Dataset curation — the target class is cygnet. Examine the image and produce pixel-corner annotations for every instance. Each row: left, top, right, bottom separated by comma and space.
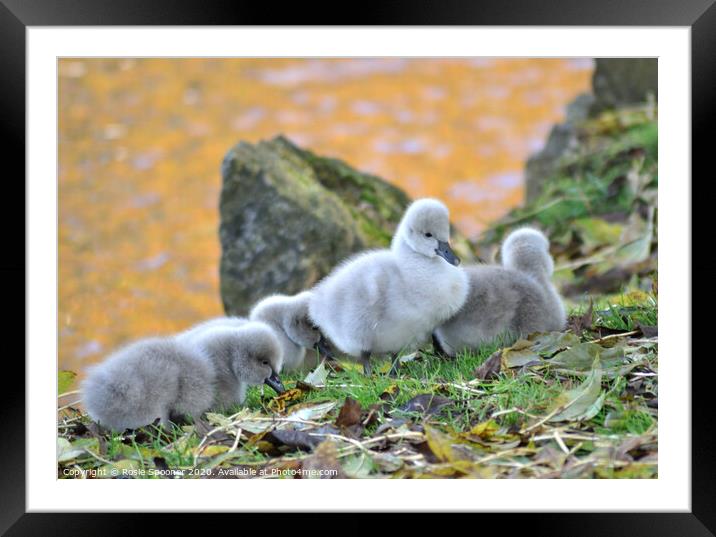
433, 227, 566, 357
308, 198, 468, 375
81, 322, 284, 432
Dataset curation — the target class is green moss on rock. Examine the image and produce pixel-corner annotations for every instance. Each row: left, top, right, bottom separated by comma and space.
479, 106, 658, 297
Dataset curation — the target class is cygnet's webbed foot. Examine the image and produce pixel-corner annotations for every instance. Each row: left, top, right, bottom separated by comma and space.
431, 333, 450, 359
360, 351, 372, 376
150, 416, 183, 442
156, 413, 187, 432
388, 353, 401, 377
168, 411, 191, 426
315, 334, 336, 361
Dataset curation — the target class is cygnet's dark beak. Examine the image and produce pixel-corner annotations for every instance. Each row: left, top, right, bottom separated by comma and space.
264, 371, 285, 394
435, 240, 461, 266
314, 334, 334, 359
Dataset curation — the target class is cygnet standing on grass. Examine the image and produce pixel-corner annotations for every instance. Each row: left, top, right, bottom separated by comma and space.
249, 292, 331, 372
308, 198, 469, 375
81, 322, 284, 432
433, 227, 566, 357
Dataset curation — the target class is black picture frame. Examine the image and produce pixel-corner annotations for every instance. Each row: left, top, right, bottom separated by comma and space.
2, 0, 708, 534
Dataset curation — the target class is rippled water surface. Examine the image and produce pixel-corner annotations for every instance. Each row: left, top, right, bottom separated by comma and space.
59, 58, 592, 372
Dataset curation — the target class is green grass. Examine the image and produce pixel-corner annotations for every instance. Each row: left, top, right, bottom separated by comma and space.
567, 292, 658, 332
479, 108, 657, 257
58, 295, 658, 479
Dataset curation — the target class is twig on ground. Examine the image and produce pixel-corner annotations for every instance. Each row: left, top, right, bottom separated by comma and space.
591, 330, 640, 343
57, 400, 83, 412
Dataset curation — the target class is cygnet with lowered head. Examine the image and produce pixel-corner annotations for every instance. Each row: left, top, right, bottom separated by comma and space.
81, 322, 284, 432
188, 322, 285, 409
433, 227, 566, 357
308, 198, 469, 375
249, 291, 330, 372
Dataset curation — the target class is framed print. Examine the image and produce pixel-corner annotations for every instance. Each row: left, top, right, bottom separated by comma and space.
4, 0, 711, 533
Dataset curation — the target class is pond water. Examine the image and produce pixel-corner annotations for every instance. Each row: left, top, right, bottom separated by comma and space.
58, 58, 592, 373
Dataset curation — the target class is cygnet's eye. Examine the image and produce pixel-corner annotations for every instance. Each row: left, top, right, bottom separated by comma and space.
424, 232, 433, 238
261, 360, 269, 366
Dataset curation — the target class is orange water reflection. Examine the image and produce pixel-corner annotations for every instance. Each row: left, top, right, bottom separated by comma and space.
59, 58, 592, 373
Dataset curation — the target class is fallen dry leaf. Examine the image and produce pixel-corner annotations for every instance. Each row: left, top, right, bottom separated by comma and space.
303, 361, 329, 388
567, 298, 593, 334
267, 429, 325, 451
284, 400, 338, 423
547, 358, 605, 422
474, 351, 502, 380
335, 397, 362, 428
398, 394, 454, 417
379, 384, 400, 402
547, 341, 629, 377
267, 388, 305, 413
300, 441, 346, 479
424, 425, 460, 463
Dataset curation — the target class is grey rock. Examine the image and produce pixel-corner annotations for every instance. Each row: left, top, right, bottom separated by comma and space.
525, 93, 594, 202
590, 58, 657, 115
525, 58, 657, 202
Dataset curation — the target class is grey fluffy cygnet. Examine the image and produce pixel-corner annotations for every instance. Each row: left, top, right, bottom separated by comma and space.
81, 322, 284, 432
249, 292, 327, 372
308, 198, 469, 375
433, 227, 566, 357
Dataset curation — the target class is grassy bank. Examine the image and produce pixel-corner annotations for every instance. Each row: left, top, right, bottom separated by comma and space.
58, 292, 657, 479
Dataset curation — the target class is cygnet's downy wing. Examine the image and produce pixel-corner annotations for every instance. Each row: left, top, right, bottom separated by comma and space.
170, 346, 217, 418
435, 260, 566, 356
436, 266, 527, 350
82, 338, 214, 431
308, 250, 399, 357
81, 339, 165, 431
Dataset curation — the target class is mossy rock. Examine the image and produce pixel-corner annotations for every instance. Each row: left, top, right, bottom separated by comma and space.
479, 107, 657, 297
590, 58, 657, 116
219, 135, 475, 315
525, 59, 657, 203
